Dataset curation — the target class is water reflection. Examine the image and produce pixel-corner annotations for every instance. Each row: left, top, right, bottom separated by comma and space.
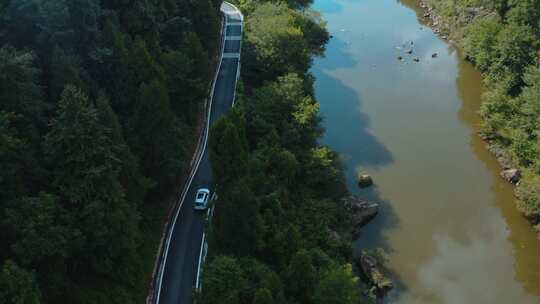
313, 0, 540, 302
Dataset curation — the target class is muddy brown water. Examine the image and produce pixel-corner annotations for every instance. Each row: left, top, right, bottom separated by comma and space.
311, 0, 540, 303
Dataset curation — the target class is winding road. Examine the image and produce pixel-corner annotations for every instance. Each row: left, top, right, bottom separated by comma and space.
153, 3, 243, 304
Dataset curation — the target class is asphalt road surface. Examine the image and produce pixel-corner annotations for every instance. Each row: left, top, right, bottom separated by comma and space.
156, 3, 243, 304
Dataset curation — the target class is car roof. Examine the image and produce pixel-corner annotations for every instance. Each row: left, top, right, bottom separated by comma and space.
197, 188, 209, 193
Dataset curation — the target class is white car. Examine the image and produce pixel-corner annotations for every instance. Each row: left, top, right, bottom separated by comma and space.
194, 188, 210, 210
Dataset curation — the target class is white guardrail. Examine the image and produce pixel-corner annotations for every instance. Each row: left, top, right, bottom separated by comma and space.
148, 2, 244, 304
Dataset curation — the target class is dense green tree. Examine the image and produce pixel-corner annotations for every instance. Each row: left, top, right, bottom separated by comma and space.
213, 178, 260, 256
314, 264, 362, 304
45, 86, 140, 280
200, 256, 247, 304
0, 112, 26, 203
129, 80, 185, 192
95, 93, 151, 207
247, 73, 322, 151
516, 170, 540, 223
490, 23, 537, 91
506, 0, 540, 29
283, 250, 317, 303
49, 46, 88, 103
254, 288, 274, 304
0, 0, 223, 301
5, 193, 74, 266
210, 115, 249, 186
464, 18, 502, 72
0, 260, 40, 304
239, 258, 285, 302
242, 3, 313, 85
189, 0, 220, 53
0, 46, 46, 140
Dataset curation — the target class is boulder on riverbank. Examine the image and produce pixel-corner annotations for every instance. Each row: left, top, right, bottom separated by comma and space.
355, 251, 393, 299
343, 196, 378, 237
501, 168, 521, 184
357, 173, 373, 188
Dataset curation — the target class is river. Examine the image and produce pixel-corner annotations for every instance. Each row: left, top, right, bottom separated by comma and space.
311, 0, 540, 303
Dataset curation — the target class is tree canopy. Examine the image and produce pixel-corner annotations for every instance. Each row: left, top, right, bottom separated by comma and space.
0, 0, 222, 302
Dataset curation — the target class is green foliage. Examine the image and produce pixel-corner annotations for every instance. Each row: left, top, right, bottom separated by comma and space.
0, 45, 45, 141
242, 2, 328, 87
314, 264, 362, 304
463, 18, 502, 72
212, 177, 260, 256
283, 250, 317, 303
199, 256, 247, 304
209, 115, 249, 187
5, 193, 74, 266
516, 171, 540, 223
45, 86, 140, 288
129, 80, 186, 193
0, 0, 222, 302
254, 288, 275, 304
246, 73, 323, 152
0, 112, 27, 202
0, 260, 40, 304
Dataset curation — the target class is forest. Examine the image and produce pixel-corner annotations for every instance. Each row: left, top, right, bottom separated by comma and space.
0, 0, 223, 302
426, 0, 540, 232
200, 0, 366, 303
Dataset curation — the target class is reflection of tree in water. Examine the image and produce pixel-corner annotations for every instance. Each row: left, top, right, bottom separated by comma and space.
312, 34, 405, 300
455, 44, 540, 298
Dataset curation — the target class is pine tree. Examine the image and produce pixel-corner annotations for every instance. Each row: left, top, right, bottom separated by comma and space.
45, 85, 140, 281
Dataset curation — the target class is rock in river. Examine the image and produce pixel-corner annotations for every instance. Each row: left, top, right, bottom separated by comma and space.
357, 173, 373, 187
356, 251, 393, 299
343, 196, 378, 237
501, 168, 521, 184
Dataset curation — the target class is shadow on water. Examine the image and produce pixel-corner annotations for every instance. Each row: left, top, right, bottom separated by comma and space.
316, 36, 356, 70
312, 0, 344, 14
354, 185, 408, 298
313, 37, 394, 169
312, 35, 406, 297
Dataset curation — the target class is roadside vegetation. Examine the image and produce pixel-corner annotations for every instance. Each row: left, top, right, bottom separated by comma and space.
202, 1, 367, 303
0, 0, 222, 302
425, 0, 540, 232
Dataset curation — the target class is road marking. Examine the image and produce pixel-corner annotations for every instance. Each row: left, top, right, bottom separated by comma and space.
195, 232, 206, 290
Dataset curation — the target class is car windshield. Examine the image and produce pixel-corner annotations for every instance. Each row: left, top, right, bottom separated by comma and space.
197, 192, 205, 199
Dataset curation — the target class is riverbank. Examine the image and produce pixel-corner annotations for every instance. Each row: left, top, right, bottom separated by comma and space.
417, 0, 540, 238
